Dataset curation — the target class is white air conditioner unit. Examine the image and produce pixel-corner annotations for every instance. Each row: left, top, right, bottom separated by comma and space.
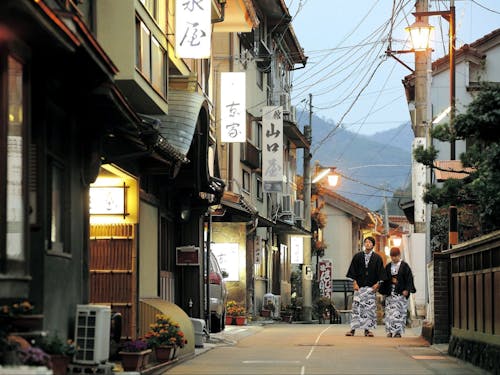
289, 105, 297, 123
74, 304, 111, 365
280, 93, 291, 113
294, 199, 304, 221
281, 195, 292, 213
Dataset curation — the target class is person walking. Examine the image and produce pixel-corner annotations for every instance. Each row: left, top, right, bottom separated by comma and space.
381, 247, 416, 338
345, 236, 387, 337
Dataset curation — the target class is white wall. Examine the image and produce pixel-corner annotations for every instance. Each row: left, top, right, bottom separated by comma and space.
322, 205, 354, 280
404, 232, 427, 316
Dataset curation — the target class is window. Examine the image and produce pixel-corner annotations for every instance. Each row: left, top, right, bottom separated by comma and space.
45, 100, 70, 255
256, 176, 263, 201
140, 0, 158, 20
242, 170, 250, 193
136, 18, 167, 97
1, 51, 28, 279
5, 56, 26, 270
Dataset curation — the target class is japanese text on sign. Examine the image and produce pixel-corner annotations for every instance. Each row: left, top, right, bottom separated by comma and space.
262, 106, 283, 192
319, 260, 332, 299
221, 72, 246, 143
176, 0, 211, 58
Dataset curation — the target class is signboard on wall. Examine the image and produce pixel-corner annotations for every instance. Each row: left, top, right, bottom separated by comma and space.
176, 246, 200, 266
318, 259, 332, 298
211, 243, 239, 281
221, 72, 246, 143
290, 236, 303, 264
262, 106, 283, 192
175, 0, 211, 58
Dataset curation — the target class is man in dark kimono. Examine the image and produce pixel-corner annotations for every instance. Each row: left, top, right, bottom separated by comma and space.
380, 247, 416, 337
345, 236, 387, 337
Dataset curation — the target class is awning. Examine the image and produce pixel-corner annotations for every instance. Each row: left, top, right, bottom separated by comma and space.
140, 90, 207, 158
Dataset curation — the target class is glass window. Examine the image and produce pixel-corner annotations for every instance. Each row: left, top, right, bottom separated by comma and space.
136, 18, 166, 98
256, 177, 263, 201
140, 22, 151, 79
242, 170, 250, 192
6, 56, 25, 264
140, 0, 157, 20
151, 36, 166, 96
49, 161, 65, 253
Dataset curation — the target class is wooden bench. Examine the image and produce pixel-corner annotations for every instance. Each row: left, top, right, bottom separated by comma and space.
332, 279, 354, 310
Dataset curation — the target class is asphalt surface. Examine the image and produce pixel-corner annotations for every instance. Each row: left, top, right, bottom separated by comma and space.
171, 321, 492, 375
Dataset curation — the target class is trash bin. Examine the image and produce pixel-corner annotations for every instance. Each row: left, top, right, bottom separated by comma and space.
190, 318, 206, 348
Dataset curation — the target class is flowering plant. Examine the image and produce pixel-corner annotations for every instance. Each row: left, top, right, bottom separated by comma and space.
226, 301, 245, 316
0, 301, 34, 317
18, 347, 51, 366
120, 338, 149, 353
144, 314, 187, 348
38, 334, 76, 356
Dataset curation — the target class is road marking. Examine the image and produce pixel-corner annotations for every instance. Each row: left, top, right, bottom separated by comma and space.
301, 365, 305, 375
305, 326, 332, 360
242, 360, 301, 364
412, 355, 447, 360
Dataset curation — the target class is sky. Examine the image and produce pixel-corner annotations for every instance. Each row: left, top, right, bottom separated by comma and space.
286, 0, 500, 137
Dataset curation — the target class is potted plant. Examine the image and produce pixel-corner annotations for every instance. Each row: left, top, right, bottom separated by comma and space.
37, 334, 75, 375
261, 300, 274, 318
226, 301, 246, 325
18, 346, 51, 368
0, 301, 43, 332
145, 314, 187, 362
118, 338, 151, 371
280, 304, 293, 323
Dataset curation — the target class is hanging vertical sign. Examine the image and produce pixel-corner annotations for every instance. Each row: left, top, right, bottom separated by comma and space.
175, 0, 211, 58
254, 236, 262, 265
262, 106, 283, 192
221, 72, 246, 143
318, 259, 332, 299
290, 236, 303, 264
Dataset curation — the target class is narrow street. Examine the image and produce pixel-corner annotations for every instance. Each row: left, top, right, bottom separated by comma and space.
165, 323, 490, 375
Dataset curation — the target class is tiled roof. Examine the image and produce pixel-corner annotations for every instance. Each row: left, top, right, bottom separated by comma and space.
434, 160, 475, 181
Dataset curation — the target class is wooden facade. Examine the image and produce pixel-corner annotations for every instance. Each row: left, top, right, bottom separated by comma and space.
89, 223, 137, 339
445, 230, 500, 373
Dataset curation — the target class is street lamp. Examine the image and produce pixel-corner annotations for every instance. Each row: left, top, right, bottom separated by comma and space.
312, 162, 340, 187
408, 1, 456, 159
407, 1, 457, 246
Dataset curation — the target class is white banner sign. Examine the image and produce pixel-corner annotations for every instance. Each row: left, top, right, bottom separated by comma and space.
175, 0, 211, 58
221, 72, 246, 142
290, 236, 303, 264
262, 106, 283, 192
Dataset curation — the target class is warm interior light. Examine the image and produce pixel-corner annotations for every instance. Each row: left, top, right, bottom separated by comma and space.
406, 19, 434, 51
327, 174, 339, 187
392, 237, 402, 247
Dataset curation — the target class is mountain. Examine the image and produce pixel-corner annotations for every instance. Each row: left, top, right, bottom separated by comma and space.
297, 112, 413, 212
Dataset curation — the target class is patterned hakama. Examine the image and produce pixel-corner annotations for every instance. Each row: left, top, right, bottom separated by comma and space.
350, 287, 377, 331
384, 292, 408, 335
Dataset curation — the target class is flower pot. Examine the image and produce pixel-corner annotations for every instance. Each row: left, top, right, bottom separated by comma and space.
154, 345, 174, 362
234, 316, 246, 326
49, 354, 70, 375
225, 316, 234, 325
119, 349, 152, 371
281, 314, 293, 323
260, 309, 271, 318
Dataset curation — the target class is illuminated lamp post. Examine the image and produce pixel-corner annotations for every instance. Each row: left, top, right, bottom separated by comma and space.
407, 1, 457, 246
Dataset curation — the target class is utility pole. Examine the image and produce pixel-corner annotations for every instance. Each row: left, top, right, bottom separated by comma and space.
412, 0, 430, 237
302, 93, 312, 322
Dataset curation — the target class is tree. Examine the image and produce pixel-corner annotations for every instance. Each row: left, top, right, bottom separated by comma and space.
414, 83, 500, 235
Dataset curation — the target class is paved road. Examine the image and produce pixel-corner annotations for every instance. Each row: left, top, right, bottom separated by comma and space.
165, 323, 491, 375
